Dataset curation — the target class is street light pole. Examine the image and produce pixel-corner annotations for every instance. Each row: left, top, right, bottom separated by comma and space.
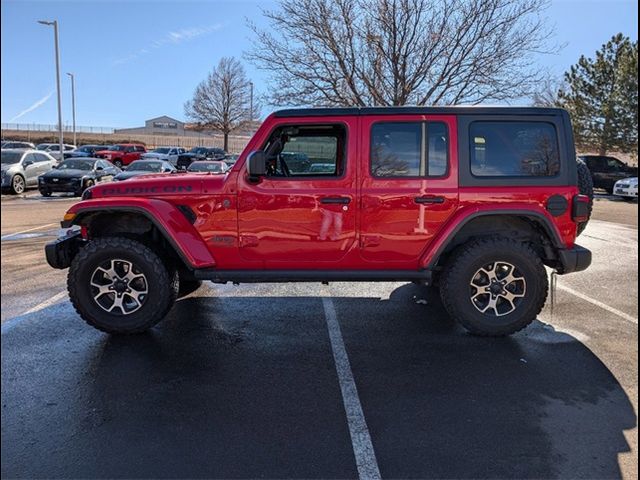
38, 20, 64, 157
66, 72, 76, 146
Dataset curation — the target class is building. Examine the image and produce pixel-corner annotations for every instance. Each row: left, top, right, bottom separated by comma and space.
114, 116, 187, 136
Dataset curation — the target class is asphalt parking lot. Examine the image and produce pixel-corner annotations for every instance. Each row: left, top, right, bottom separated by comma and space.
1, 191, 638, 479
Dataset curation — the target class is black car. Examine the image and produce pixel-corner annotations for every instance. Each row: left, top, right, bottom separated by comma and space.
114, 159, 175, 181
38, 158, 120, 196
176, 147, 227, 170
579, 155, 638, 193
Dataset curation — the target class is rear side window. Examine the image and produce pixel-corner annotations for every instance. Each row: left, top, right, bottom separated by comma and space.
371, 122, 449, 178
470, 122, 560, 177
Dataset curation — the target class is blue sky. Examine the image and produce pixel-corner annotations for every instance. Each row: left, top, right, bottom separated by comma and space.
1, 0, 638, 128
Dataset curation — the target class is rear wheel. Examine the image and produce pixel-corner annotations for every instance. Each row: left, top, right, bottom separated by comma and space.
68, 237, 178, 334
113, 159, 123, 168
439, 237, 548, 336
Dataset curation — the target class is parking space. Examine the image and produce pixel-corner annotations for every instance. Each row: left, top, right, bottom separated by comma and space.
1, 196, 638, 479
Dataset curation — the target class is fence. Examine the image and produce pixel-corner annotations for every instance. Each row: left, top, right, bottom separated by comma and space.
1, 124, 253, 153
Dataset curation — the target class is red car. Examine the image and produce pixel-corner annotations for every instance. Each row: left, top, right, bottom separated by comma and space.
46, 106, 593, 336
94, 144, 146, 168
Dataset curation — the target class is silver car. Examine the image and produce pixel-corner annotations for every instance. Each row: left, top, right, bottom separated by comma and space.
141, 146, 185, 165
36, 143, 77, 161
1, 149, 57, 194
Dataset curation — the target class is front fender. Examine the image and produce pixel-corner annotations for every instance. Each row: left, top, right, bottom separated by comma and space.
63, 197, 216, 269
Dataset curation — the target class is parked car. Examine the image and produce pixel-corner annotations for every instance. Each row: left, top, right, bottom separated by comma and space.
38, 158, 120, 197
1, 149, 57, 194
579, 155, 638, 193
36, 143, 77, 161
1, 141, 36, 149
187, 160, 228, 174
67, 145, 112, 158
141, 147, 186, 165
94, 144, 147, 168
47, 106, 594, 336
114, 160, 175, 181
223, 153, 239, 168
176, 147, 226, 170
613, 177, 638, 201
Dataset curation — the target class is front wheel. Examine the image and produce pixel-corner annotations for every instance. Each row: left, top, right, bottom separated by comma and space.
11, 175, 25, 194
68, 237, 178, 334
113, 159, 123, 168
439, 237, 548, 336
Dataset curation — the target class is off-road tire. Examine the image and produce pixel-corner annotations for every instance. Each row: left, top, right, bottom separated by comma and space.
576, 158, 594, 236
11, 174, 25, 194
178, 279, 203, 299
68, 236, 178, 334
439, 237, 548, 337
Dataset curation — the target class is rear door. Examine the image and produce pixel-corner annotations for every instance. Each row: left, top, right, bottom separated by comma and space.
359, 115, 459, 268
237, 119, 357, 267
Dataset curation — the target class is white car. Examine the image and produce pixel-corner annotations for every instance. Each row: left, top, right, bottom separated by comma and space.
141, 147, 185, 165
613, 177, 638, 200
36, 143, 77, 161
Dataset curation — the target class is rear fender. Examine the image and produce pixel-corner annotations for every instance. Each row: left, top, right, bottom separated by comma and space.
420, 205, 565, 269
63, 198, 216, 269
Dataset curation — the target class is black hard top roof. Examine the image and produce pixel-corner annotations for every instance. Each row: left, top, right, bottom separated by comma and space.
273, 106, 566, 117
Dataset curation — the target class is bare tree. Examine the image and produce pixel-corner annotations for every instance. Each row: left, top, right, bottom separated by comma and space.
247, 0, 557, 107
184, 57, 259, 151
531, 75, 564, 107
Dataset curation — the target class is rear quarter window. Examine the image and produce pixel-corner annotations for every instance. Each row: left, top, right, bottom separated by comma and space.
470, 122, 560, 177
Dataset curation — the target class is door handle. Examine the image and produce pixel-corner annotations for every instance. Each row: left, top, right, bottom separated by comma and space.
414, 196, 445, 204
320, 197, 351, 205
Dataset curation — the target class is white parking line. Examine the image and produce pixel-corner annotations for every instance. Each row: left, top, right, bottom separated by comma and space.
322, 296, 381, 480
1, 223, 57, 241
558, 284, 638, 324
22, 291, 68, 316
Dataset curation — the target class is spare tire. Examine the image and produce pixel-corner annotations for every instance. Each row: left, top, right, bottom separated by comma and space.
576, 158, 594, 236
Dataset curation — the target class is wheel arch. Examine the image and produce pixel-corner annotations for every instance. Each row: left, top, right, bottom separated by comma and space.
423, 210, 565, 273
67, 202, 216, 271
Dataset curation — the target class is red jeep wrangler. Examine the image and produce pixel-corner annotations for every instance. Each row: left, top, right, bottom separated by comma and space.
94, 144, 147, 168
46, 107, 593, 336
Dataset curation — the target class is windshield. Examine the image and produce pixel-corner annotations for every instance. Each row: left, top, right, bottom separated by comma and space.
36, 144, 50, 150
58, 159, 95, 170
128, 161, 163, 172
1, 152, 23, 164
188, 147, 206, 154
151, 148, 170, 154
189, 162, 224, 173
108, 145, 126, 151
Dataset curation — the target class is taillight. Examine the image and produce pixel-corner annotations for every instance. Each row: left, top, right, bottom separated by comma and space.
572, 194, 591, 223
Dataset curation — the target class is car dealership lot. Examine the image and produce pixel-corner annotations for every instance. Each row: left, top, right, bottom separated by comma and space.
1, 196, 638, 479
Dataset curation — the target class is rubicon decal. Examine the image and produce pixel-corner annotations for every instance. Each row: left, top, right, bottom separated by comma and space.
101, 185, 194, 195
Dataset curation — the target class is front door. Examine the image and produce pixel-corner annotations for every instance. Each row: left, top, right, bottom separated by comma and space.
359, 115, 459, 268
237, 120, 357, 267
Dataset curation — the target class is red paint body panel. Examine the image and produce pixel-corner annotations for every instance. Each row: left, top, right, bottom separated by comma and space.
65, 112, 582, 272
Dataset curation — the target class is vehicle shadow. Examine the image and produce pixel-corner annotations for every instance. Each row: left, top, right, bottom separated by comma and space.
0, 287, 636, 479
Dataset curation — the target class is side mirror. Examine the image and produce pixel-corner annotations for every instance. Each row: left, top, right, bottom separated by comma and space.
23, 159, 33, 167
52, 164, 58, 169
247, 151, 266, 180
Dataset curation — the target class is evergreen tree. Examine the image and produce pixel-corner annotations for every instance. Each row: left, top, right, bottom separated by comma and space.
559, 34, 638, 155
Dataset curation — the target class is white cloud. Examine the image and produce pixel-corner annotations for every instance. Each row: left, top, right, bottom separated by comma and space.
112, 24, 223, 65
9, 90, 54, 122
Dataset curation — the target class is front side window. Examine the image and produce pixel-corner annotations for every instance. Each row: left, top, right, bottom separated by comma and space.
261, 124, 346, 178
470, 122, 560, 177
370, 122, 449, 177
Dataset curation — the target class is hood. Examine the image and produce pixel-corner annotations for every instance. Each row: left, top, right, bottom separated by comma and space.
142, 153, 165, 159
41, 169, 90, 179
87, 172, 227, 198
114, 171, 156, 181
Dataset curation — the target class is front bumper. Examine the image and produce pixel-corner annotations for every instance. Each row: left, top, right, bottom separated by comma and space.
557, 244, 592, 274
45, 231, 83, 269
